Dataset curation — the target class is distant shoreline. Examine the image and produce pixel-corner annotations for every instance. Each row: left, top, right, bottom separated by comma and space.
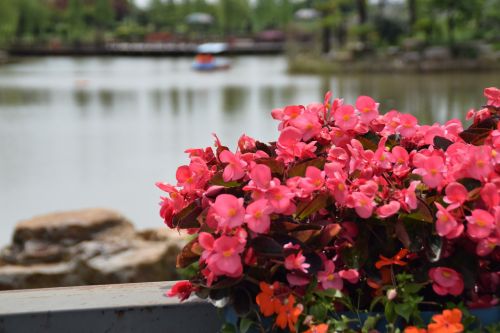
8, 42, 284, 57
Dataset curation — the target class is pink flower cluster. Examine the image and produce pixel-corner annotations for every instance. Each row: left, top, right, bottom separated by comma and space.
161, 87, 499, 312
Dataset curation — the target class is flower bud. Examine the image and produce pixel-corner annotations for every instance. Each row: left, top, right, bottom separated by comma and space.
387, 288, 397, 301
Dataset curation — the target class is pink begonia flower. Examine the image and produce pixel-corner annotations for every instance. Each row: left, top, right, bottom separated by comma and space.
244, 199, 273, 234
284, 242, 301, 250
238, 134, 256, 152
429, 267, 464, 296
318, 261, 343, 290
350, 192, 375, 219
286, 272, 310, 286
435, 203, 463, 239
355, 95, 379, 124
359, 180, 378, 197
466, 146, 493, 180
206, 235, 245, 278
271, 105, 303, 127
325, 167, 349, 204
397, 114, 418, 138
392, 146, 410, 177
339, 269, 360, 284
404, 180, 420, 211
167, 280, 194, 301
481, 183, 499, 209
278, 125, 302, 148
266, 185, 295, 214
175, 157, 211, 193
327, 147, 349, 169
290, 111, 322, 141
374, 137, 394, 170
476, 237, 499, 257
443, 182, 468, 210
414, 155, 445, 188
246, 164, 273, 192
334, 104, 358, 130
219, 150, 247, 182
466, 209, 495, 239
376, 201, 401, 218
284, 251, 310, 273
484, 87, 500, 107
198, 232, 215, 261
382, 110, 400, 135
211, 194, 245, 230
299, 166, 325, 194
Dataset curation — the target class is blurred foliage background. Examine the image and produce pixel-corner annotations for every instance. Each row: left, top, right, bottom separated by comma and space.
0, 0, 498, 51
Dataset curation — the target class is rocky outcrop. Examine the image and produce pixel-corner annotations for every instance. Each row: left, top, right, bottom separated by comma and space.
0, 208, 185, 290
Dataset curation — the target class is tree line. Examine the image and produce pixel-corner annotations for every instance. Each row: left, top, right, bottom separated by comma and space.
0, 0, 498, 50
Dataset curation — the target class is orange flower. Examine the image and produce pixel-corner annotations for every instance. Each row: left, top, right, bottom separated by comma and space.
427, 308, 464, 333
405, 326, 427, 333
375, 249, 409, 269
275, 294, 303, 333
304, 323, 329, 333
256, 282, 281, 316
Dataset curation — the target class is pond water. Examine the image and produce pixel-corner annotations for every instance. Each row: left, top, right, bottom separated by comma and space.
0, 56, 498, 245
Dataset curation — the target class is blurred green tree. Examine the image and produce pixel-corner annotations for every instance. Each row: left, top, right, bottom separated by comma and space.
217, 0, 251, 35
0, 0, 19, 47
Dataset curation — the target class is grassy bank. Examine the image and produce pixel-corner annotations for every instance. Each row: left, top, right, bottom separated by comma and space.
288, 53, 500, 74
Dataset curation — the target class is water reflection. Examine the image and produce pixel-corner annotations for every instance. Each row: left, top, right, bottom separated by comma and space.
0, 56, 498, 246
0, 88, 50, 106
223, 87, 247, 115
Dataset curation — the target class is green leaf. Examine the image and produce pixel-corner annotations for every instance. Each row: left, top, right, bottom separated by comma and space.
309, 304, 328, 322
209, 172, 241, 187
384, 302, 397, 324
395, 303, 413, 322
239, 318, 253, 333
288, 157, 326, 177
250, 236, 284, 257
176, 237, 201, 268
295, 193, 330, 220
459, 128, 492, 145
356, 132, 380, 151
403, 283, 424, 294
231, 287, 252, 316
457, 178, 482, 192
220, 323, 237, 333
433, 136, 453, 151
362, 314, 381, 332
369, 295, 385, 312
172, 201, 203, 228
255, 158, 285, 176
400, 199, 433, 224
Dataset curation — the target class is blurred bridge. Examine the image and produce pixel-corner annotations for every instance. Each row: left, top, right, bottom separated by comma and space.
9, 41, 284, 57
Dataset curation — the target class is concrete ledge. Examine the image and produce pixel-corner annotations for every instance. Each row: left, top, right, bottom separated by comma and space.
0, 282, 223, 332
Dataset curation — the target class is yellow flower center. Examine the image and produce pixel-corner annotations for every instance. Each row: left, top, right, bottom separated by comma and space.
228, 208, 237, 217
254, 210, 263, 219
342, 114, 350, 121
476, 219, 486, 227
442, 271, 451, 278
223, 249, 233, 257
327, 274, 335, 281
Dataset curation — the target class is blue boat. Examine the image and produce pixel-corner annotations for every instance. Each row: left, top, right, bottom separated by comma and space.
192, 43, 230, 71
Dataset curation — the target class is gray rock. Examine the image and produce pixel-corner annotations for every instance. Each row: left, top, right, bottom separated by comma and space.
0, 208, 186, 290
423, 46, 451, 61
